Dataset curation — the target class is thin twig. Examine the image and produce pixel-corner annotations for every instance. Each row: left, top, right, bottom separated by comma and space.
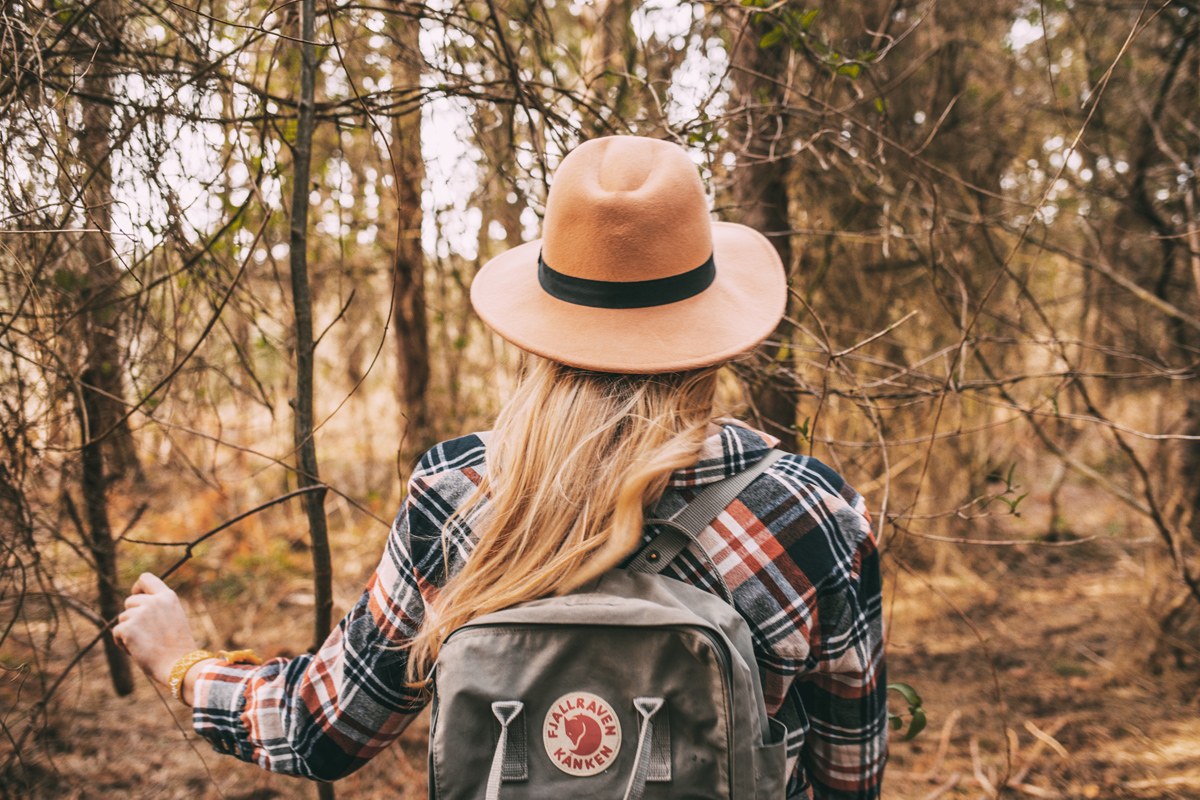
3, 485, 327, 766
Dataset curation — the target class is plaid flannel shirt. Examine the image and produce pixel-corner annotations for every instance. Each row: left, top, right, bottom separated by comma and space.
192, 421, 887, 799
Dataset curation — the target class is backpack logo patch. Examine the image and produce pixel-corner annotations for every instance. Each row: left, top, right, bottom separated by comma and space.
543, 691, 621, 776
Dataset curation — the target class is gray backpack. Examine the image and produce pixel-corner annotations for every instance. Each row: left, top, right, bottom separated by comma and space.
429, 450, 788, 800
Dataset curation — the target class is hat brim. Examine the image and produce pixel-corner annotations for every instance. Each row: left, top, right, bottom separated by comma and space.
470, 222, 787, 374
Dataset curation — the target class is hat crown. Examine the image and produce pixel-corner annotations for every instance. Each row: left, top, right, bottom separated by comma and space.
540, 137, 714, 283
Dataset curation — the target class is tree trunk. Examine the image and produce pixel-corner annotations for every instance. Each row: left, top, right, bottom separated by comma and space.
76, 0, 134, 696
726, 12, 798, 450
286, 3, 334, 796
77, 376, 135, 696
580, 0, 635, 136
1187, 400, 1200, 545
388, 2, 431, 454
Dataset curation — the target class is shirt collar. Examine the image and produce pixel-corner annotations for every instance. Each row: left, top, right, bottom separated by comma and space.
666, 419, 779, 488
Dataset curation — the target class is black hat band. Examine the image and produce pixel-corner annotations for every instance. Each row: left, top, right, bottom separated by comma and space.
537, 252, 716, 309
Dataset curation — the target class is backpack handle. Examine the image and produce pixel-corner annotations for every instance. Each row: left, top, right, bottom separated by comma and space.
627, 449, 786, 596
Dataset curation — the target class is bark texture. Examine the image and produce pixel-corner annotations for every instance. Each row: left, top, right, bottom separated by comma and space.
580, 0, 635, 135
727, 13, 798, 450
285, 9, 334, 800
76, 0, 135, 696
388, 2, 431, 452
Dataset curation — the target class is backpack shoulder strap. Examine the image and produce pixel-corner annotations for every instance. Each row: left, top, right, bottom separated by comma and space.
627, 449, 786, 581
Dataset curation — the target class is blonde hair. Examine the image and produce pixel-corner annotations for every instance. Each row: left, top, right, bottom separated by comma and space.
407, 355, 721, 681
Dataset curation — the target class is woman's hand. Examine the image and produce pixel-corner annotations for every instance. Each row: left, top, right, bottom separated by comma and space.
112, 573, 201, 687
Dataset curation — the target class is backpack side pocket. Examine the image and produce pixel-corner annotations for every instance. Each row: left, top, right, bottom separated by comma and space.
753, 717, 788, 799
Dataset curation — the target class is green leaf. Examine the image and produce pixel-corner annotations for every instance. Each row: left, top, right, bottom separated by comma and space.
1053, 659, 1088, 678
53, 269, 78, 292
888, 682, 927, 740
836, 63, 862, 79
800, 9, 819, 30
888, 682, 922, 707
874, 97, 886, 113
903, 708, 927, 741
759, 27, 786, 49
1000, 491, 1030, 515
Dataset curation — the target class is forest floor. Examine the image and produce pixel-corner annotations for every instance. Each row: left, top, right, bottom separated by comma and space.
3, 487, 1200, 800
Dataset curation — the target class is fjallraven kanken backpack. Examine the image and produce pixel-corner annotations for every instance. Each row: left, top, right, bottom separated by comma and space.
428, 450, 788, 800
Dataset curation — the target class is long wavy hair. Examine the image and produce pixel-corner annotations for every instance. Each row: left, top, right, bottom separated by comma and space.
407, 355, 721, 681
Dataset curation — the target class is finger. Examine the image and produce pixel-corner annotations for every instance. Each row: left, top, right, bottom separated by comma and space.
131, 573, 170, 596
112, 627, 130, 655
124, 593, 158, 609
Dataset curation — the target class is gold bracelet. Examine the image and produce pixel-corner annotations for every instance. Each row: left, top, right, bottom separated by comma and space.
168, 649, 215, 702
217, 649, 263, 665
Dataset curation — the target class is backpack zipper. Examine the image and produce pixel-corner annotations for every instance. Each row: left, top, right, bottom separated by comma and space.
684, 624, 736, 794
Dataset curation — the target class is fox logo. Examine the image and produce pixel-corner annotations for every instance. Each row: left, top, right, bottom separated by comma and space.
564, 713, 602, 756
543, 692, 621, 776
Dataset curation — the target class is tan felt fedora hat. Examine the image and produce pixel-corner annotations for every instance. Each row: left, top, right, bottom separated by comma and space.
470, 136, 787, 374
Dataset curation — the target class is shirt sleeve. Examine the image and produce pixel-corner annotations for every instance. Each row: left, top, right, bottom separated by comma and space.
189, 495, 430, 781
793, 521, 888, 800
